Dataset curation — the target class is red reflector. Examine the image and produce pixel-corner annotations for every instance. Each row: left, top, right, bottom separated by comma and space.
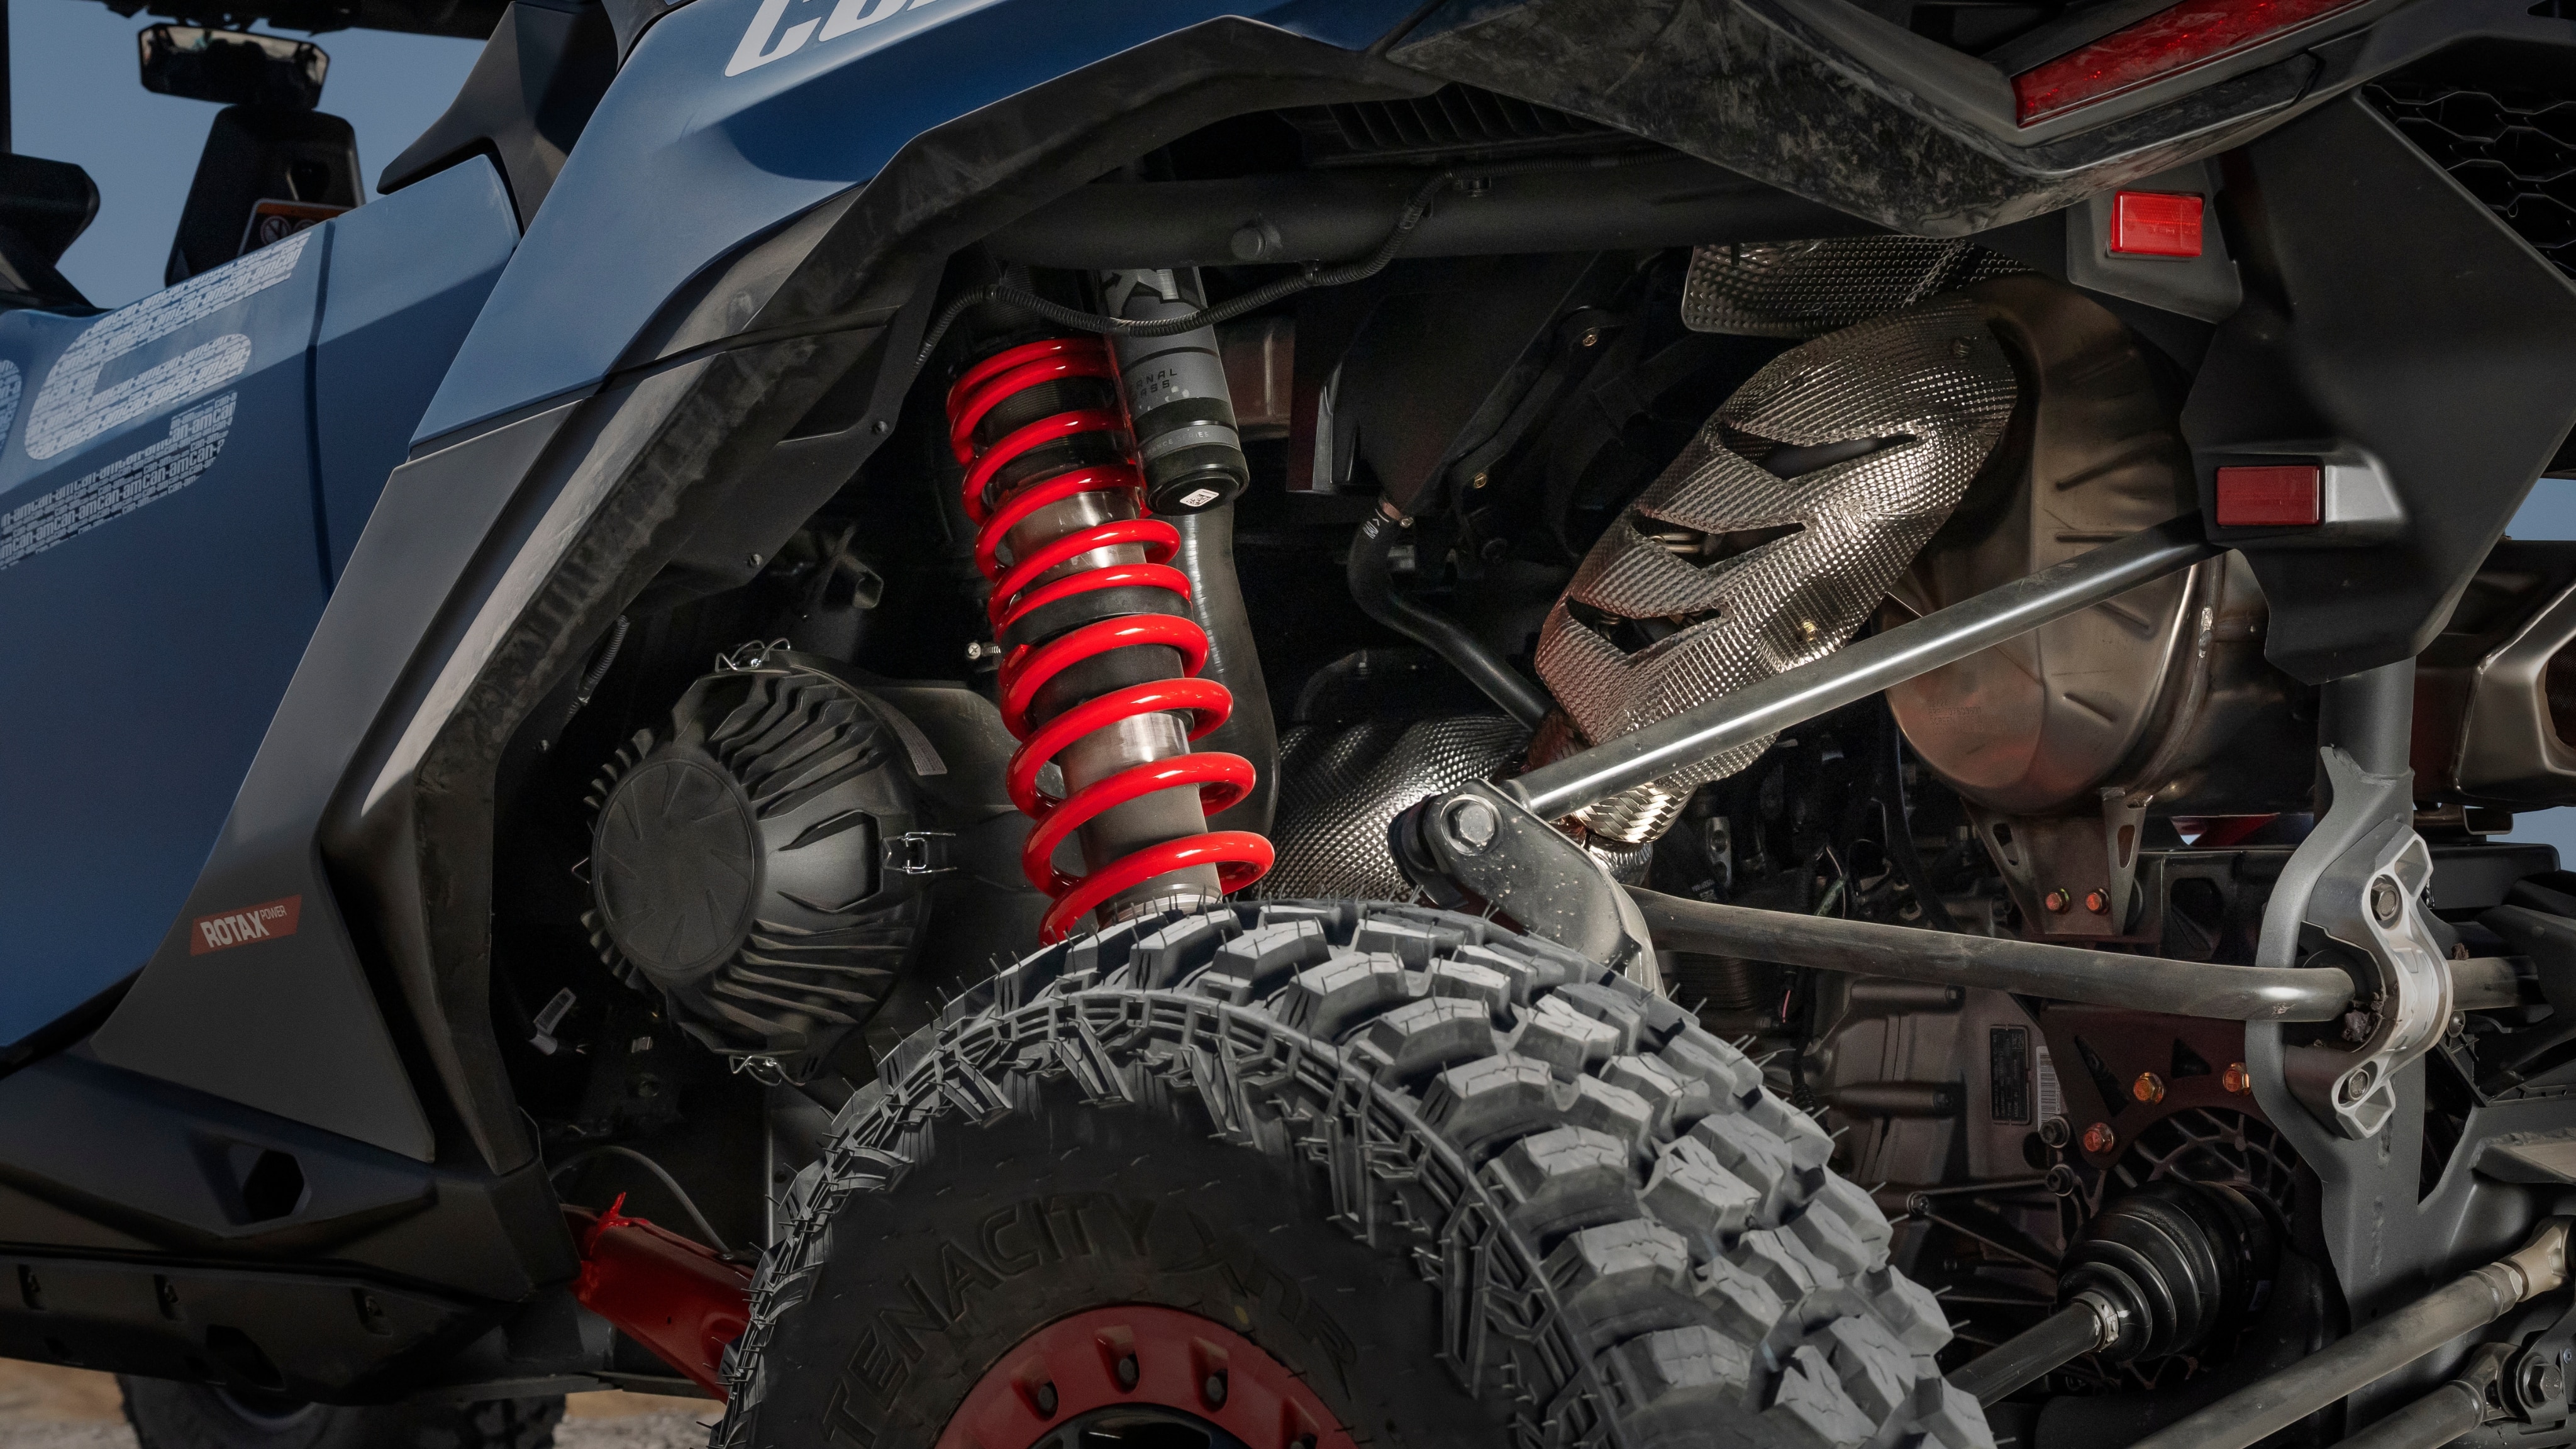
2214, 464, 2322, 526
2110, 192, 2204, 257
2013, 0, 2370, 126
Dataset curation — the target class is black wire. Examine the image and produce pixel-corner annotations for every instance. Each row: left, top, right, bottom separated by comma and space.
548, 1143, 732, 1253
913, 169, 1460, 367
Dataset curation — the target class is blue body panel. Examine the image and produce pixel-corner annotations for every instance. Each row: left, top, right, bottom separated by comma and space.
414, 0, 1416, 445
315, 160, 521, 578
0, 160, 518, 1050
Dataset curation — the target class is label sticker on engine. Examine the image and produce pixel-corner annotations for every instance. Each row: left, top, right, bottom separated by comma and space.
189, 895, 302, 955
1990, 1026, 2033, 1124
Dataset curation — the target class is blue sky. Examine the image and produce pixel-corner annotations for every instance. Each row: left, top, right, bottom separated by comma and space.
2503, 479, 2576, 865
15, 0, 482, 307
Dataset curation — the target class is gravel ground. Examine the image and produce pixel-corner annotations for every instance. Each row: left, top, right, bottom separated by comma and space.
0, 1362, 713, 1448
0, 1416, 711, 1448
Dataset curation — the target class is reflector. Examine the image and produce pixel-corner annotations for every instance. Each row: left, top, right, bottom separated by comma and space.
2214, 464, 2322, 527
2111, 191, 2205, 256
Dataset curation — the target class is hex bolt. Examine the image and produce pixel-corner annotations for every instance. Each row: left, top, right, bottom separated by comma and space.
2340, 1063, 2377, 1104
2223, 1062, 2253, 1096
2081, 1121, 2118, 1155
1203, 1372, 1228, 1407
2045, 1163, 2082, 1197
1116, 1354, 1140, 1391
2131, 1072, 2165, 1104
2038, 1116, 2071, 1148
1445, 796, 1501, 854
1033, 1382, 1058, 1417
2370, 877, 2403, 924
2045, 889, 2073, 914
2084, 889, 2111, 916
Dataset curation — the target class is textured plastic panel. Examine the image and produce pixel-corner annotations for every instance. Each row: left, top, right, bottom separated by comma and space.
2366, 68, 2576, 281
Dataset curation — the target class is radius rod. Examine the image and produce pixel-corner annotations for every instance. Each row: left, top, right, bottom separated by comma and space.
1629, 889, 2355, 1021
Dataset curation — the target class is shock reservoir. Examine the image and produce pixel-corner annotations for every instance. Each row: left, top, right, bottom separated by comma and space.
1104, 267, 1248, 514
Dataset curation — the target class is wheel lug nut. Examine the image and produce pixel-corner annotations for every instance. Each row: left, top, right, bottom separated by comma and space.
1033, 1381, 1058, 1417
1202, 1371, 1228, 1406
1115, 1353, 1140, 1390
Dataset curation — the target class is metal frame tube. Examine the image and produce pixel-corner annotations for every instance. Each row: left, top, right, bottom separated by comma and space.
1629, 888, 2355, 1022
2335, 1380, 2489, 1449
1506, 517, 2219, 820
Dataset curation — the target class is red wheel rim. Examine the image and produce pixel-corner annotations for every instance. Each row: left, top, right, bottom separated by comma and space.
939, 1304, 1354, 1449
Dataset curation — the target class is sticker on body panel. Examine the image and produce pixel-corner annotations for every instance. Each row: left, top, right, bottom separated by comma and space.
726, 0, 980, 75
189, 894, 302, 955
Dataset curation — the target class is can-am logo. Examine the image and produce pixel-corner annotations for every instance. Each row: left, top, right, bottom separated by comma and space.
189, 896, 303, 955
726, 0, 941, 75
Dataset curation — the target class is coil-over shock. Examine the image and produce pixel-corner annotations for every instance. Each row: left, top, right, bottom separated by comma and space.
944, 277, 1270, 943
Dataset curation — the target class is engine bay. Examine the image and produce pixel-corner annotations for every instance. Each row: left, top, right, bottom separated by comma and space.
470, 82, 2576, 1437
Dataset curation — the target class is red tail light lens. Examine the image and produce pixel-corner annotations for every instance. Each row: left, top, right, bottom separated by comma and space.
2013, 0, 2370, 126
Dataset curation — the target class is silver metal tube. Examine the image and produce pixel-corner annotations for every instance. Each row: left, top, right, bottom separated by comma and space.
2334, 1380, 2489, 1449
1950, 1294, 2119, 1406
2128, 1222, 2568, 1449
1507, 517, 2220, 820
1628, 888, 2355, 1022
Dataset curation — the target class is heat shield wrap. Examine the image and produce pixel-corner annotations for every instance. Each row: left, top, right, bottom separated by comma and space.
1533, 294, 2018, 842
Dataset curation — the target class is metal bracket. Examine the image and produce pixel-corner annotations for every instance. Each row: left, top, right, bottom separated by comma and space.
1392, 781, 1657, 978
2278, 749, 2453, 1140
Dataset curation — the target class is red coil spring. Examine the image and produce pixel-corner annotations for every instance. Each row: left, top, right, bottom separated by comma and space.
946, 335, 1273, 944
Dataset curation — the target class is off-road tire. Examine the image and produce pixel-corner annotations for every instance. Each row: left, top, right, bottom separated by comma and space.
119, 1377, 564, 1449
716, 899, 1989, 1449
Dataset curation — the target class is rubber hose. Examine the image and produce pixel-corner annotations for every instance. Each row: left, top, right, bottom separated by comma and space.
1347, 507, 1552, 730
1175, 504, 1277, 835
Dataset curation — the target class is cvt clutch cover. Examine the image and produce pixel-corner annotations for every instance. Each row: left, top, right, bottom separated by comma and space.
584, 659, 933, 1080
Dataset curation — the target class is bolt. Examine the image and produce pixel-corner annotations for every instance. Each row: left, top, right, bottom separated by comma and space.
965, 640, 1001, 662
1472, 471, 1491, 489
2084, 889, 2111, 916
747, 553, 763, 570
1033, 1382, 1058, 1417
1115, 1354, 1140, 1391
2131, 1072, 2165, 1105
2045, 889, 2072, 914
2045, 1163, 2081, 1197
870, 419, 891, 436
2340, 1064, 2376, 1104
1579, 329, 1601, 347
1446, 796, 1501, 853
2081, 1121, 2117, 1155
2038, 1116, 2071, 1148
2370, 877, 2403, 924
1202, 1372, 1228, 1407
2222, 1062, 2253, 1096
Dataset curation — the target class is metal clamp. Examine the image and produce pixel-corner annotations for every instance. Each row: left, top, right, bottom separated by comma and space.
2280, 750, 2454, 1140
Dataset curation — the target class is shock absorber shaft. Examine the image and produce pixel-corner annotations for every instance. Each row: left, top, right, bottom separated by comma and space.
947, 288, 1269, 943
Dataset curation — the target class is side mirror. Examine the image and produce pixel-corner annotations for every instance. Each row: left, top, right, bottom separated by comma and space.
138, 25, 328, 111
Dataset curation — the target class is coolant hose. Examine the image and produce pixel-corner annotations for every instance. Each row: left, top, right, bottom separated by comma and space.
1175, 503, 1277, 835
1348, 502, 1552, 730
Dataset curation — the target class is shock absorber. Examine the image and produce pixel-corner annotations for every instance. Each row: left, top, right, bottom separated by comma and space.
945, 282, 1270, 943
